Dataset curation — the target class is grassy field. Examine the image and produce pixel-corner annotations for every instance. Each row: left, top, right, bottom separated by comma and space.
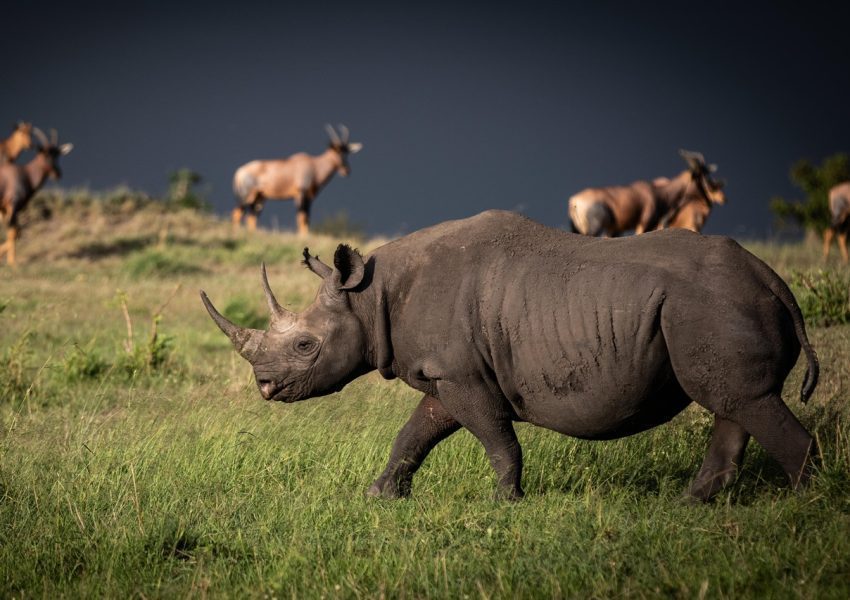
1, 198, 849, 598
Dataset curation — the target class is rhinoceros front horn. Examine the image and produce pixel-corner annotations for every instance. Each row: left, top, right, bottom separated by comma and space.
261, 263, 295, 331
200, 291, 263, 361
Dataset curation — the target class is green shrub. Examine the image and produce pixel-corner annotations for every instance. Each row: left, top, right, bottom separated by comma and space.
770, 154, 850, 233
312, 211, 366, 241
790, 269, 850, 327
165, 168, 209, 212
61, 343, 110, 382
233, 243, 299, 267
117, 316, 177, 378
223, 297, 268, 330
124, 249, 204, 278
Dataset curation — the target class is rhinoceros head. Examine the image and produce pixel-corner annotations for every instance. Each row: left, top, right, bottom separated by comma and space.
200, 244, 368, 402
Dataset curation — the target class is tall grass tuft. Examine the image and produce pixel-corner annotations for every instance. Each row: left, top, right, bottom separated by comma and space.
0, 332, 34, 404
790, 269, 850, 327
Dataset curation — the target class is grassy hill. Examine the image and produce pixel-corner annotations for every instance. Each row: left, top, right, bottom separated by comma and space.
1, 192, 849, 598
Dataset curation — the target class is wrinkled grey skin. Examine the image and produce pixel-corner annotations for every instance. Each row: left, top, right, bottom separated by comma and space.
202, 210, 819, 501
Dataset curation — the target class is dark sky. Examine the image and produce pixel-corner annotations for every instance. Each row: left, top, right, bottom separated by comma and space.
4, 1, 849, 237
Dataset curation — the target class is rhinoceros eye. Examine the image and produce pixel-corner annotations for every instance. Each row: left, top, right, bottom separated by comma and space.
294, 337, 318, 355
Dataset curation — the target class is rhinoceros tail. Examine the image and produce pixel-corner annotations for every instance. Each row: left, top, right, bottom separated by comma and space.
749, 254, 819, 403
789, 298, 819, 404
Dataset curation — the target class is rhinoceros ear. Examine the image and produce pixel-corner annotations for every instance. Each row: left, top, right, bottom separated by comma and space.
302, 248, 333, 279
331, 244, 365, 291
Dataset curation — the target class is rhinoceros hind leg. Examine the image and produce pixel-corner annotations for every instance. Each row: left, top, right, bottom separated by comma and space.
685, 416, 750, 502
727, 393, 816, 489
367, 394, 461, 499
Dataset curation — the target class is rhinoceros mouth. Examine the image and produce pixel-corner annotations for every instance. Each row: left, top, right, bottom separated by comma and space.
266, 386, 294, 402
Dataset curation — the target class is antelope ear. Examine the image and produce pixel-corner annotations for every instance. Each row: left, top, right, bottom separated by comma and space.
331, 244, 365, 290
347, 142, 363, 154
60, 143, 74, 155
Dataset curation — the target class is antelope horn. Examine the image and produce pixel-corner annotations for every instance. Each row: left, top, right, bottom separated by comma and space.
32, 127, 49, 147
679, 149, 706, 167
338, 124, 350, 144
325, 124, 342, 146
261, 263, 295, 330
200, 291, 263, 360
50, 129, 58, 145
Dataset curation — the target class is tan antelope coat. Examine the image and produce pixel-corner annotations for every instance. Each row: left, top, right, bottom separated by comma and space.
0, 122, 33, 163
823, 182, 850, 262
232, 125, 362, 236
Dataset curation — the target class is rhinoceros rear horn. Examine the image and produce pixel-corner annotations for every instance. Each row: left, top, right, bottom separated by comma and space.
200, 291, 263, 360
260, 263, 296, 331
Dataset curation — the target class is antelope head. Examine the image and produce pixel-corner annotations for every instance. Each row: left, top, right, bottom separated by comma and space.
679, 149, 726, 205
32, 128, 73, 179
325, 124, 363, 177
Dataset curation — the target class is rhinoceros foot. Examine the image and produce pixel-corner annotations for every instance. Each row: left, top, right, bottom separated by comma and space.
366, 476, 412, 499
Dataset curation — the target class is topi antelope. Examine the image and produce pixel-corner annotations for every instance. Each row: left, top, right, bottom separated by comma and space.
232, 124, 362, 236
823, 181, 850, 263
0, 128, 72, 266
654, 152, 727, 233
0, 122, 33, 163
568, 150, 725, 236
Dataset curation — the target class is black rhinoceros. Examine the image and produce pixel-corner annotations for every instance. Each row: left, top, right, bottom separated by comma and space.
202, 210, 818, 501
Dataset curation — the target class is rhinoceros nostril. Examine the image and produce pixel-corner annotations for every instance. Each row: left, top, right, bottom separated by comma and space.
258, 379, 278, 400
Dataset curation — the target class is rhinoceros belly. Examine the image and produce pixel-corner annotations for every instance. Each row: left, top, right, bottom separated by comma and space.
492, 281, 684, 439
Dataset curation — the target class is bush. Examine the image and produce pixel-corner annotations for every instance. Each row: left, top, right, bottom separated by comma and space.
61, 343, 110, 382
124, 249, 204, 278
770, 154, 850, 233
223, 297, 268, 330
312, 211, 366, 241
790, 270, 850, 327
166, 168, 209, 212
117, 324, 176, 378
233, 243, 299, 267
112, 290, 181, 379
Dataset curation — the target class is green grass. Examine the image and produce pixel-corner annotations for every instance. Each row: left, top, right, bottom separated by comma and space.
1, 205, 849, 597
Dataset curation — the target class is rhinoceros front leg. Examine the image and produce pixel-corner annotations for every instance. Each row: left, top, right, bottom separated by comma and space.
367, 394, 461, 499
685, 416, 750, 502
437, 380, 525, 500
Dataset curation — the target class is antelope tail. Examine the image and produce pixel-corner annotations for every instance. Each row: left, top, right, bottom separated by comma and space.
569, 196, 590, 235
233, 170, 257, 202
